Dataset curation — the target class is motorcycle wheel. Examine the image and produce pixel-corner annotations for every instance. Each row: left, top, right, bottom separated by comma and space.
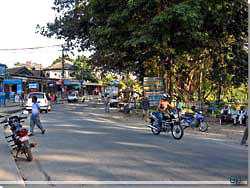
24, 148, 33, 161
24, 141, 33, 161
199, 122, 208, 132
171, 123, 184, 140
151, 119, 161, 135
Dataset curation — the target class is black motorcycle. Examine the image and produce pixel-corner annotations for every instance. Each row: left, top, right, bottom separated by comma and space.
148, 110, 184, 140
1, 114, 35, 161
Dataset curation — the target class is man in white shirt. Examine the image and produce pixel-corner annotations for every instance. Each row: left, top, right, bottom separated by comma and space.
238, 106, 246, 125
29, 96, 45, 136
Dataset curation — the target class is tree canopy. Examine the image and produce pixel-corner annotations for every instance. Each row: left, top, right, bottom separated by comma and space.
37, 0, 248, 102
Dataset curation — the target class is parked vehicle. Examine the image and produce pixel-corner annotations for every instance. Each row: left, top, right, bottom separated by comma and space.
110, 96, 119, 107
180, 111, 208, 132
105, 86, 119, 107
1, 112, 35, 161
148, 110, 184, 140
67, 93, 78, 103
25, 92, 50, 113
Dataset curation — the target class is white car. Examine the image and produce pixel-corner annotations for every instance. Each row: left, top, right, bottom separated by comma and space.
67, 93, 78, 103
109, 96, 119, 107
25, 92, 50, 113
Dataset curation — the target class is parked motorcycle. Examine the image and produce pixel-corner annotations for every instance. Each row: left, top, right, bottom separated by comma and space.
180, 111, 208, 132
148, 110, 184, 140
1, 113, 35, 161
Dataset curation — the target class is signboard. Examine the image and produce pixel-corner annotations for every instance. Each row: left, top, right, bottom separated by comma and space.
16, 84, 22, 95
106, 86, 118, 96
143, 77, 164, 106
3, 79, 22, 85
56, 81, 62, 85
64, 80, 71, 85
48, 82, 55, 87
0, 64, 6, 77
110, 80, 119, 85
29, 83, 38, 89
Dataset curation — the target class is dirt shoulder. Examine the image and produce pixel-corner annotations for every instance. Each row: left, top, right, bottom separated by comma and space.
105, 107, 246, 144
85, 99, 246, 144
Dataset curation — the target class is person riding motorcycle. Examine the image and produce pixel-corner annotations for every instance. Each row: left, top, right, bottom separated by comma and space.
155, 94, 173, 131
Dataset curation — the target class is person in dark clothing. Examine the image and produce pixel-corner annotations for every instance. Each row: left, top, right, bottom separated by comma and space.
54, 94, 57, 104
241, 117, 248, 146
241, 125, 248, 146
141, 96, 150, 122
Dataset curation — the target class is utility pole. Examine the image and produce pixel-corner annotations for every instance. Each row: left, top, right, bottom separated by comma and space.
62, 45, 65, 79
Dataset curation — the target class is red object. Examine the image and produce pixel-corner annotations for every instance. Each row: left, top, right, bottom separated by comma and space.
18, 130, 28, 137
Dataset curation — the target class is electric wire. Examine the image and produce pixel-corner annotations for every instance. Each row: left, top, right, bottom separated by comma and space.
0, 44, 63, 51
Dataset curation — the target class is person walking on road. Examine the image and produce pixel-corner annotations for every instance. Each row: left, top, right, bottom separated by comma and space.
50, 93, 54, 105
141, 96, 150, 122
29, 96, 45, 136
103, 93, 110, 113
54, 94, 57, 104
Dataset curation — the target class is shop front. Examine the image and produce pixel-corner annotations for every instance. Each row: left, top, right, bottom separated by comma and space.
64, 80, 80, 94
3, 79, 23, 101
28, 83, 39, 93
0, 64, 6, 92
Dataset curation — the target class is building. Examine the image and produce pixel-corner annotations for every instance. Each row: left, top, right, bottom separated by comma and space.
6, 66, 46, 94
43, 61, 78, 79
14, 61, 44, 71
0, 63, 6, 92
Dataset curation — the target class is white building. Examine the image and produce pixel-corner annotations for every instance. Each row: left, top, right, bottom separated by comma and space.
43, 61, 78, 79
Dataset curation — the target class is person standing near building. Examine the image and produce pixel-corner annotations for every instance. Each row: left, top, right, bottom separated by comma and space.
19, 92, 24, 107
141, 96, 150, 122
50, 93, 54, 105
54, 93, 57, 104
29, 96, 45, 136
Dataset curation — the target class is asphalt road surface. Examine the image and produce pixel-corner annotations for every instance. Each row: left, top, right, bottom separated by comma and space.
15, 102, 248, 187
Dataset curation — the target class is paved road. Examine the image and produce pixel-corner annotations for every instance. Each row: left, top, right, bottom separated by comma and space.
14, 102, 248, 187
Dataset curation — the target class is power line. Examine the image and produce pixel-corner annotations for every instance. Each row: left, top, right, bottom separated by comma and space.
0, 44, 63, 51
0, 50, 62, 54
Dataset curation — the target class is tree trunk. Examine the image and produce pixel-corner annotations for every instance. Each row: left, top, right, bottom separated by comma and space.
168, 59, 173, 98
163, 70, 168, 94
217, 83, 222, 102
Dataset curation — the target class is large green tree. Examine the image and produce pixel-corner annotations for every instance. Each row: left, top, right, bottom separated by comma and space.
38, 0, 248, 102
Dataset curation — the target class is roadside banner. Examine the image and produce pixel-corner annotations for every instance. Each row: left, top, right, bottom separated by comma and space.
143, 77, 164, 106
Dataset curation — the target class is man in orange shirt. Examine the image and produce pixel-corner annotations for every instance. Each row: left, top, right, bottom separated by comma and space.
155, 94, 173, 131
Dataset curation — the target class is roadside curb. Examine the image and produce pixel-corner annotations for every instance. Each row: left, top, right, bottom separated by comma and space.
0, 126, 25, 187
0, 107, 25, 117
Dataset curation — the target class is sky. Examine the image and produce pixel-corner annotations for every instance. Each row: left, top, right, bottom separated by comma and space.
0, 0, 87, 68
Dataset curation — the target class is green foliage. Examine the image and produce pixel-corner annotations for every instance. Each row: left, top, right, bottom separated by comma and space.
38, 0, 248, 103
73, 55, 97, 82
